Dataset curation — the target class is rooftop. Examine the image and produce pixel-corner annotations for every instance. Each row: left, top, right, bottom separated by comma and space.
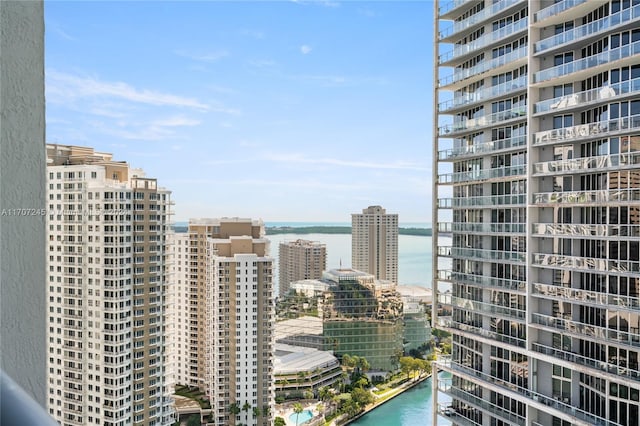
274, 343, 338, 375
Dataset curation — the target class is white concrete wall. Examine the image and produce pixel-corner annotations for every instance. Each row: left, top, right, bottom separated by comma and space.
0, 0, 46, 405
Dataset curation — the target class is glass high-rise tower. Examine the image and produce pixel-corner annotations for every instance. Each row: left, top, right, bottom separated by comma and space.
433, 1, 640, 425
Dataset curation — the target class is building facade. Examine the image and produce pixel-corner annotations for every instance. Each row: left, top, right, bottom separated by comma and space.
351, 205, 399, 284
278, 239, 326, 298
173, 218, 275, 426
46, 145, 175, 426
433, 1, 640, 425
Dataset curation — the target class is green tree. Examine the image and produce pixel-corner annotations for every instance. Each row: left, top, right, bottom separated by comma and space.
228, 402, 241, 416
186, 414, 201, 426
318, 386, 330, 402
252, 406, 261, 418
399, 356, 415, 380
274, 417, 286, 426
351, 387, 373, 407
242, 401, 251, 412
293, 402, 304, 425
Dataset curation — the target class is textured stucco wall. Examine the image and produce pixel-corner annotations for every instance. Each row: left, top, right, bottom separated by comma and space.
0, 0, 46, 405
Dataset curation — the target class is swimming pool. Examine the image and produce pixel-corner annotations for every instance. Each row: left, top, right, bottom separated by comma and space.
289, 409, 313, 425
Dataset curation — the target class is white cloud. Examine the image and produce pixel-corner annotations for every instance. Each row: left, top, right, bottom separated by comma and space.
174, 49, 229, 63
265, 153, 429, 171
300, 45, 312, 55
46, 70, 210, 110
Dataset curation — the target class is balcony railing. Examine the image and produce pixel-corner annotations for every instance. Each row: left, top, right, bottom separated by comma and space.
451, 247, 526, 262
534, 40, 640, 83
439, 194, 526, 208
447, 321, 526, 348
533, 222, 640, 238
438, 0, 466, 17
439, 106, 527, 136
439, 18, 528, 64
535, 77, 640, 114
531, 342, 640, 384
439, 270, 526, 292
533, 188, 640, 205
532, 282, 640, 311
533, 252, 640, 274
533, 151, 640, 175
449, 222, 526, 233
534, 114, 640, 145
439, 0, 524, 40
439, 47, 528, 88
536, 4, 640, 53
446, 295, 526, 320
531, 312, 640, 349
438, 135, 526, 160
534, 0, 588, 23
444, 385, 526, 426
439, 164, 526, 184
438, 76, 527, 113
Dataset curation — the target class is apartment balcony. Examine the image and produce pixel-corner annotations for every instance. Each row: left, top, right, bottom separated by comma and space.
531, 342, 640, 384
437, 356, 618, 426
438, 106, 527, 137
439, 47, 528, 90
438, 76, 527, 114
535, 4, 640, 54
533, 152, 640, 176
535, 77, 640, 116
449, 246, 525, 263
533, 252, 640, 274
533, 0, 602, 25
532, 222, 640, 239
438, 270, 526, 292
438, 135, 526, 161
438, 0, 525, 41
441, 294, 525, 321
532, 282, 640, 313
438, 164, 526, 184
438, 194, 526, 208
437, 0, 469, 19
439, 18, 528, 66
533, 188, 640, 206
533, 40, 640, 85
448, 321, 526, 348
436, 403, 481, 426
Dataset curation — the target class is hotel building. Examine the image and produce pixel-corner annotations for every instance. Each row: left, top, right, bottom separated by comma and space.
433, 1, 640, 425
351, 205, 399, 284
278, 239, 327, 298
172, 218, 275, 426
46, 145, 175, 426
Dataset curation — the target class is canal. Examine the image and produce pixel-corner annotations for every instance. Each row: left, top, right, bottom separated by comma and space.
349, 374, 451, 426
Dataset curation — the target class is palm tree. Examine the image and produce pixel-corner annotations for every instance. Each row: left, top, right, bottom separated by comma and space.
262, 406, 271, 418
252, 406, 261, 418
242, 401, 251, 413
293, 402, 304, 426
228, 402, 241, 422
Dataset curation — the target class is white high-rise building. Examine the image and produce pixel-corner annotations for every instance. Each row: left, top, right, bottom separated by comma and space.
46, 145, 175, 426
172, 218, 275, 426
351, 205, 399, 284
433, 1, 640, 425
278, 239, 326, 298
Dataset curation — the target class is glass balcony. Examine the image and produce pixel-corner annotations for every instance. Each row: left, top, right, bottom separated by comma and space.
451, 246, 526, 262
532, 342, 640, 384
443, 194, 525, 208
533, 188, 640, 205
448, 321, 526, 348
439, 47, 528, 88
533, 252, 640, 274
450, 222, 526, 233
449, 295, 526, 320
438, 135, 527, 160
534, 114, 640, 145
444, 385, 526, 426
441, 355, 620, 426
533, 282, 640, 311
533, 222, 640, 238
535, 77, 640, 114
442, 270, 526, 292
533, 152, 640, 175
438, 105, 527, 136
436, 403, 482, 426
438, 0, 467, 18
534, 0, 588, 23
438, 0, 525, 40
535, 4, 640, 53
531, 312, 640, 349
439, 18, 528, 64
438, 164, 526, 184
439, 76, 527, 113
534, 40, 640, 83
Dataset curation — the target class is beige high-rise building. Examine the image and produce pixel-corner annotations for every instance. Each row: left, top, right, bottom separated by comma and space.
46, 145, 175, 426
172, 218, 274, 426
351, 205, 399, 284
278, 239, 327, 298
433, 1, 640, 425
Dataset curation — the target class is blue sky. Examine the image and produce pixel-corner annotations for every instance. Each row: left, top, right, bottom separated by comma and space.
45, 1, 434, 223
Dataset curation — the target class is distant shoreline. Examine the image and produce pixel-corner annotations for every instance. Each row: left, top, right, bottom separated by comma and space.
265, 226, 432, 236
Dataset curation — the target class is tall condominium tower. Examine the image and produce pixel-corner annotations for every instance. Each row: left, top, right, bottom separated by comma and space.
46, 145, 175, 426
351, 205, 399, 284
278, 239, 327, 298
172, 218, 274, 426
433, 1, 640, 426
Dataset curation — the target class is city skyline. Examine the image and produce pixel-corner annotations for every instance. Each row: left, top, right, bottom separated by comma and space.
45, 1, 434, 223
